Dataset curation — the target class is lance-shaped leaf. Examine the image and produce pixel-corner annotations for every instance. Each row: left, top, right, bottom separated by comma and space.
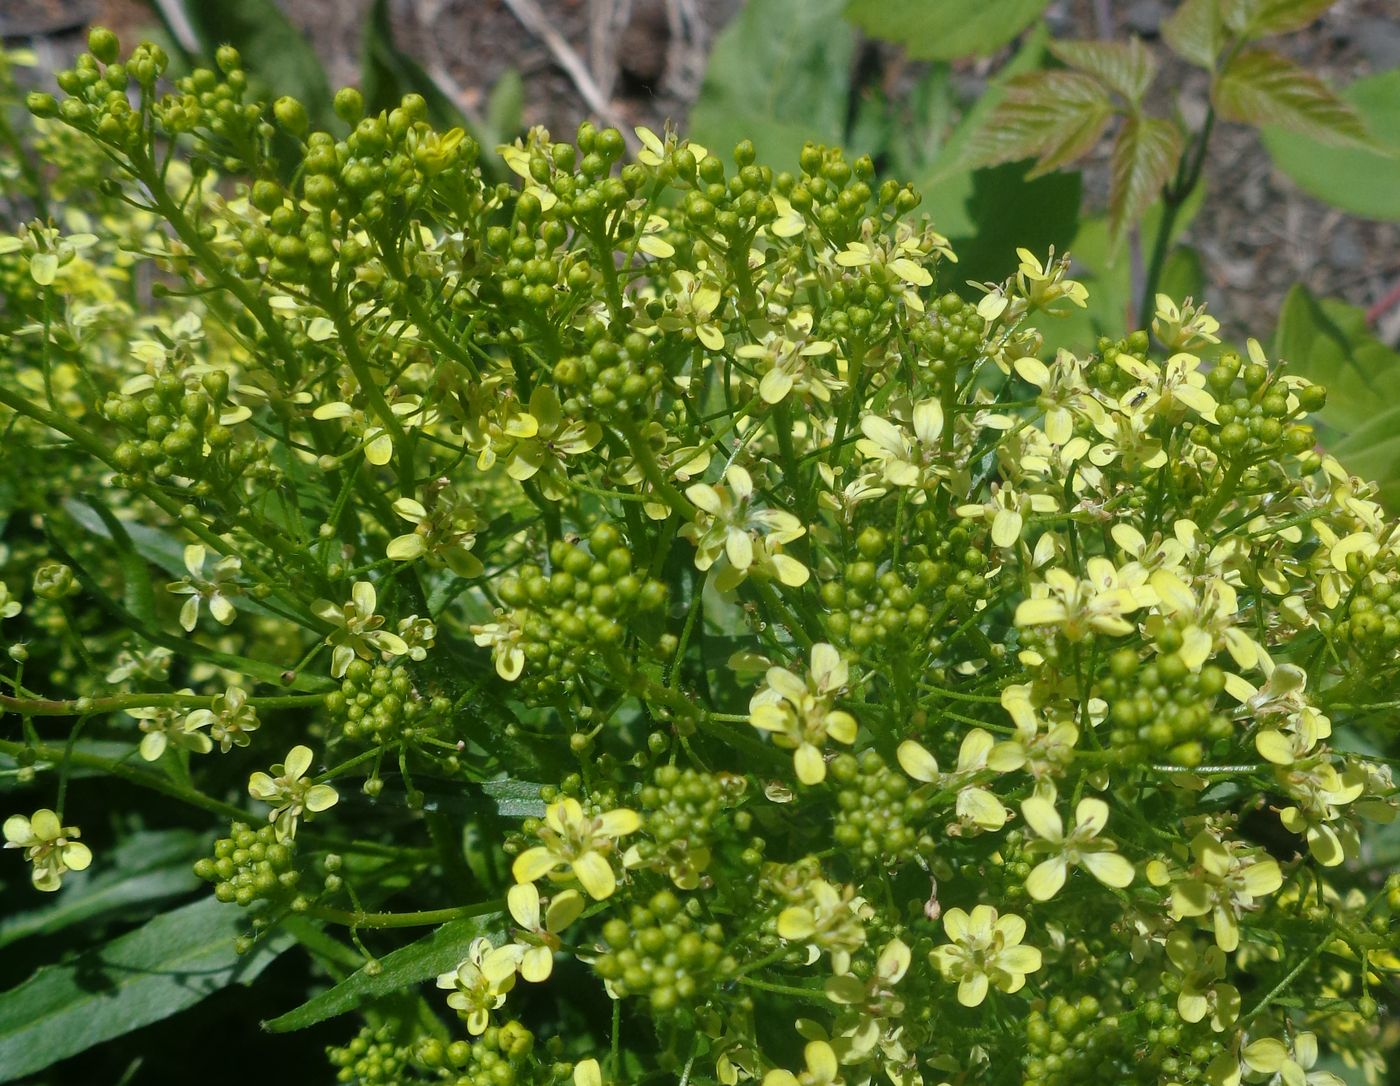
1109, 115, 1185, 241
965, 71, 1115, 177
1214, 50, 1371, 147
1163, 0, 1223, 68
1049, 38, 1158, 106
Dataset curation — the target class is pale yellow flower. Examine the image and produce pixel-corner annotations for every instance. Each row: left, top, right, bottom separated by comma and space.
1020, 786, 1134, 900
748, 643, 857, 785
247, 745, 339, 841
512, 798, 641, 900
930, 904, 1041, 1006
1014, 557, 1155, 640
3, 808, 92, 891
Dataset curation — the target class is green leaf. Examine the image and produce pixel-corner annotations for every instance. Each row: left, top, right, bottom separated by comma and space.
263, 911, 501, 1032
1049, 38, 1158, 106
964, 71, 1115, 177
486, 70, 525, 148
480, 776, 547, 819
1163, 0, 1223, 68
1213, 49, 1371, 147
1261, 70, 1400, 220
172, 0, 333, 130
0, 830, 201, 951
1221, 0, 1338, 36
1271, 284, 1400, 508
1108, 115, 1185, 241
846, 0, 1051, 60
691, 0, 856, 167
360, 0, 469, 132
0, 896, 292, 1082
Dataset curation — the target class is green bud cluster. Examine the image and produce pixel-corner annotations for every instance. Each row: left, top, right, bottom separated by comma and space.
830, 749, 935, 867
1324, 570, 1400, 651
324, 660, 447, 743
428, 1021, 538, 1086
908, 293, 988, 378
627, 764, 751, 887
1101, 640, 1230, 766
1023, 995, 1118, 1086
820, 519, 990, 658
595, 888, 735, 1013
495, 528, 667, 702
104, 369, 271, 494
194, 820, 301, 907
327, 1024, 411, 1086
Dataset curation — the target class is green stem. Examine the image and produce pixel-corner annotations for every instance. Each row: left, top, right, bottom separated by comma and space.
305, 898, 501, 930
0, 736, 246, 820
0, 691, 324, 717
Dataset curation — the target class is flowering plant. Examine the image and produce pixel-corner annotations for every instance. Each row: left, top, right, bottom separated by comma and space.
0, 28, 1397, 1086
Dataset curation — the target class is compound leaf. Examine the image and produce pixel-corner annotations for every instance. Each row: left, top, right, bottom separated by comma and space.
1108, 115, 1185, 241
965, 70, 1115, 176
1163, 0, 1223, 68
1214, 50, 1370, 147
1049, 38, 1158, 106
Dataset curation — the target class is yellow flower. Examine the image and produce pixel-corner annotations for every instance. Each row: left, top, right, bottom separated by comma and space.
435, 935, 518, 1034
247, 745, 339, 841
386, 486, 484, 578
1168, 830, 1283, 951
1152, 294, 1220, 350
681, 465, 807, 589
775, 877, 868, 974
1115, 350, 1217, 423
1013, 349, 1089, 445
1148, 569, 1263, 672
472, 609, 527, 681
1020, 786, 1134, 900
762, 1040, 843, 1086
857, 400, 945, 490
957, 482, 1057, 549
1015, 557, 1155, 640
896, 729, 1023, 832
312, 580, 409, 679
1165, 931, 1240, 1032
749, 643, 858, 785
3, 808, 92, 892
657, 269, 725, 350
506, 386, 602, 500
930, 904, 1041, 1006
505, 882, 584, 982
512, 798, 642, 900
166, 544, 240, 632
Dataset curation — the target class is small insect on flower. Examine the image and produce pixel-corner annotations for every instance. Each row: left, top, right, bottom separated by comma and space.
4, 808, 92, 891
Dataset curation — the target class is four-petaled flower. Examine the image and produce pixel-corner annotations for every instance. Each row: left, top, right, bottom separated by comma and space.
512, 798, 642, 900
681, 465, 808, 590
313, 580, 409, 679
3, 808, 92, 891
762, 1039, 844, 1086
749, 643, 858, 785
930, 904, 1042, 1007
505, 386, 603, 501
1165, 931, 1240, 1032
167, 544, 241, 632
435, 935, 519, 1035
1167, 830, 1283, 951
898, 729, 1024, 832
857, 400, 946, 490
247, 745, 340, 841
504, 882, 584, 982
1015, 557, 1155, 640
1020, 787, 1134, 900
184, 686, 260, 752
130, 697, 213, 762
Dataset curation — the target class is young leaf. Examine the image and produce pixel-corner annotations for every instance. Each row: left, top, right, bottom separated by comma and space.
1261, 70, 1400, 220
691, 0, 856, 168
845, 0, 1050, 61
1108, 115, 1185, 241
1213, 50, 1371, 147
263, 911, 502, 1032
1049, 38, 1158, 106
1220, 0, 1338, 36
0, 897, 292, 1082
1162, 0, 1223, 68
1272, 285, 1400, 509
965, 71, 1116, 177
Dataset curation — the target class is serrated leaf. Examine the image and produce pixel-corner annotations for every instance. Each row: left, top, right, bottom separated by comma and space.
845, 0, 1051, 60
1261, 70, 1400, 220
1214, 50, 1371, 147
965, 70, 1115, 176
0, 897, 292, 1082
0, 829, 201, 950
1222, 0, 1337, 36
1109, 115, 1184, 240
1049, 38, 1158, 105
263, 910, 501, 1032
692, 0, 856, 168
1163, 0, 1223, 68
1272, 284, 1400, 509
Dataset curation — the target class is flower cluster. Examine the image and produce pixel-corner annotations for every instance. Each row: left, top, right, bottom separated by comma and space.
0, 29, 1397, 1086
